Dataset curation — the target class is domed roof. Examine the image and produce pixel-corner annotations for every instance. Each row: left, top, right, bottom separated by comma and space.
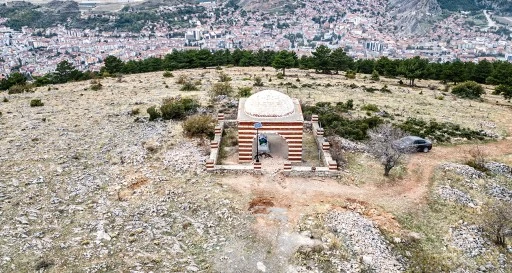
244, 90, 295, 118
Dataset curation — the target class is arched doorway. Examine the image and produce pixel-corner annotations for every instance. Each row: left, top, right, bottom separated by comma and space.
252, 133, 289, 160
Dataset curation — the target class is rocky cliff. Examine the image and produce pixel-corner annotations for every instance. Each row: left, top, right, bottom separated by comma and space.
387, 0, 442, 36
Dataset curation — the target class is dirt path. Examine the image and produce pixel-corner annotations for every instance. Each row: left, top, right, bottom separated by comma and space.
222, 136, 512, 232
397, 139, 512, 205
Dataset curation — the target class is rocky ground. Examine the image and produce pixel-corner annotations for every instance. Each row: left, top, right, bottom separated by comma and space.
1, 68, 512, 272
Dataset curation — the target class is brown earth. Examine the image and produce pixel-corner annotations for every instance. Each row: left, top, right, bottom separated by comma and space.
222, 133, 512, 234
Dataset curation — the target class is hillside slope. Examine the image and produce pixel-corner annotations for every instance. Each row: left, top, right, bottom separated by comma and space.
388, 0, 442, 35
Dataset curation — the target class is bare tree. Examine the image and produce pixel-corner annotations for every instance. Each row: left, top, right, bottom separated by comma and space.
483, 201, 512, 246
367, 124, 411, 176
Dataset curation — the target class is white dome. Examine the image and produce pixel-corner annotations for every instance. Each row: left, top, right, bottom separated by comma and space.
244, 90, 295, 118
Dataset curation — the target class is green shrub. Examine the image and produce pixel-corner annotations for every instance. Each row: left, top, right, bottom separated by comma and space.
30, 99, 44, 107
238, 87, 252, 97
218, 72, 232, 82
435, 95, 444, 100
493, 84, 512, 100
8, 84, 32, 94
335, 99, 354, 112
465, 159, 488, 173
398, 117, 488, 142
345, 70, 356, 79
380, 85, 391, 93
147, 106, 161, 121
211, 82, 233, 96
371, 70, 380, 81
253, 76, 264, 86
163, 71, 174, 78
361, 104, 379, 112
160, 97, 199, 120
302, 102, 383, 140
176, 75, 189, 84
363, 86, 378, 93
180, 81, 198, 91
285, 82, 299, 89
349, 83, 358, 89
451, 81, 485, 99
276, 72, 284, 79
182, 115, 216, 138
90, 82, 103, 91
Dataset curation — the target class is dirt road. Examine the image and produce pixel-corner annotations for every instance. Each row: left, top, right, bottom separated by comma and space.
222, 135, 512, 232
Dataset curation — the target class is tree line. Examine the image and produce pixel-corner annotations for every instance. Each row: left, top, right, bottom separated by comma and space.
1, 46, 511, 99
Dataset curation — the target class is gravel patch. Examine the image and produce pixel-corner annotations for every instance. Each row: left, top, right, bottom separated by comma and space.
162, 140, 209, 175
325, 211, 405, 273
484, 161, 512, 178
439, 163, 486, 179
449, 223, 489, 258
487, 183, 512, 202
437, 185, 478, 207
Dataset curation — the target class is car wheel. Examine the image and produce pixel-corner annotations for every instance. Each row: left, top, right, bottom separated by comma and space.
423, 147, 429, 153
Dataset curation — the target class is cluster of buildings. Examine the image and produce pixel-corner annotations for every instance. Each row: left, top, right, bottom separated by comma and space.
1, 0, 511, 77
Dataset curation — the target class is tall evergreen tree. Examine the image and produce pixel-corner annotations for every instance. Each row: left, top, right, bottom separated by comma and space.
312, 45, 332, 74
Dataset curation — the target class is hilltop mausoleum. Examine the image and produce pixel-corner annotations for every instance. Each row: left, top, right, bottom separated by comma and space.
237, 90, 304, 163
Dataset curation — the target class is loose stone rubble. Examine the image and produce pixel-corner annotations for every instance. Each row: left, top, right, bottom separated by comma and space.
484, 161, 512, 179
324, 211, 405, 273
326, 136, 368, 153
449, 223, 489, 258
487, 183, 512, 202
439, 163, 486, 179
437, 185, 478, 207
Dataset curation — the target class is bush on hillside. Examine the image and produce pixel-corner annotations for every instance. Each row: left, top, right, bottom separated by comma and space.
361, 104, 380, 112
176, 75, 189, 84
253, 76, 264, 86
493, 85, 512, 100
451, 81, 485, 99
238, 87, 252, 97
180, 81, 199, 91
345, 70, 356, 79
163, 71, 174, 78
147, 106, 161, 121
8, 84, 33, 94
30, 99, 44, 107
218, 72, 232, 82
398, 117, 488, 142
160, 97, 199, 120
211, 82, 233, 96
182, 114, 216, 139
371, 70, 380, 81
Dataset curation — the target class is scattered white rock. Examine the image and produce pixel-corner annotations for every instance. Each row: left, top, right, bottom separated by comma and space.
257, 261, 267, 272
325, 211, 405, 273
449, 223, 488, 258
437, 185, 478, 207
439, 163, 485, 179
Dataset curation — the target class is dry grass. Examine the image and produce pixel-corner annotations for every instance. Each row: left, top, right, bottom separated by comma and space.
1, 67, 511, 272
301, 132, 322, 167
